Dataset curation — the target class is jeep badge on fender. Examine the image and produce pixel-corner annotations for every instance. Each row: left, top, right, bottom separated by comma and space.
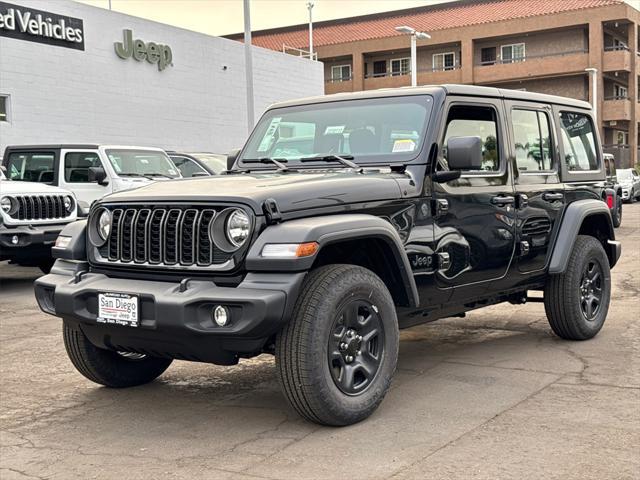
114, 29, 173, 71
34, 85, 621, 427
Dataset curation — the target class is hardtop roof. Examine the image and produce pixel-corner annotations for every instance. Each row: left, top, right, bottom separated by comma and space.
268, 84, 592, 111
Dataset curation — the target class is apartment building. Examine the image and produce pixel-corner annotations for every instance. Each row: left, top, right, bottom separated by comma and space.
227, 0, 640, 167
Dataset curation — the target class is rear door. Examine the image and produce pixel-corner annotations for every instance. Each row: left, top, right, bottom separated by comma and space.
505, 100, 565, 273
59, 149, 111, 212
431, 97, 517, 299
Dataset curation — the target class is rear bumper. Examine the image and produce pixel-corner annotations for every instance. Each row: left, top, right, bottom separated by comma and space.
34, 261, 306, 365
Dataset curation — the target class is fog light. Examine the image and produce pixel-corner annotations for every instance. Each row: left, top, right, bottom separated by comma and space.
213, 305, 229, 326
11, 235, 19, 245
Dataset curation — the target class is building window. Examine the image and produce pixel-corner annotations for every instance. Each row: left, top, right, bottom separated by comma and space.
373, 60, 387, 77
330, 65, 351, 82
614, 84, 628, 99
512, 109, 553, 172
432, 52, 455, 71
390, 58, 410, 76
616, 130, 628, 145
0, 95, 9, 122
501, 43, 525, 63
480, 47, 496, 65
559, 111, 599, 172
613, 38, 628, 50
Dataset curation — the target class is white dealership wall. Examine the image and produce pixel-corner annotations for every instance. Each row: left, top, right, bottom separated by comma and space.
0, 0, 324, 154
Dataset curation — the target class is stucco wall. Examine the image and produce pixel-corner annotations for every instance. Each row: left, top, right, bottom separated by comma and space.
0, 0, 324, 154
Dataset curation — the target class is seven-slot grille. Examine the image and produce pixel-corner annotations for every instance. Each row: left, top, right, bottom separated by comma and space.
9, 195, 69, 220
97, 206, 233, 268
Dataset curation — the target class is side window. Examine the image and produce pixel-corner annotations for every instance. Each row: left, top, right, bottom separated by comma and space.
64, 152, 102, 182
171, 157, 205, 177
559, 112, 599, 172
7, 152, 55, 183
512, 109, 553, 172
442, 105, 500, 172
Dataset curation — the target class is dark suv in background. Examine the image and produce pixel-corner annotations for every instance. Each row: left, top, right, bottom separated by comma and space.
36, 85, 620, 426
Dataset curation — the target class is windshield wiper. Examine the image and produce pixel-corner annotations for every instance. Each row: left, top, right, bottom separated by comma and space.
242, 157, 290, 172
145, 173, 174, 179
118, 172, 156, 180
299, 154, 362, 172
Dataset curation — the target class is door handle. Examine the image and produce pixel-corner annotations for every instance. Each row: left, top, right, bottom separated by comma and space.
491, 195, 515, 206
542, 192, 564, 202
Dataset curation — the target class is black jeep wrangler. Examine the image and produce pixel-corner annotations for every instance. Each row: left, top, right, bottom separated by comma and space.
35, 85, 621, 426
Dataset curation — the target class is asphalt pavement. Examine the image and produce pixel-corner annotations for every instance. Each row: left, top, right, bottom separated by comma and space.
1, 204, 639, 480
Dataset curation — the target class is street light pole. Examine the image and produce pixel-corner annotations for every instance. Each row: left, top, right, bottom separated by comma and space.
307, 2, 314, 60
243, 0, 255, 133
395, 26, 430, 87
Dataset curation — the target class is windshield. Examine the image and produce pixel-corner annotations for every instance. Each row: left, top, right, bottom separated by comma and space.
106, 149, 180, 178
6, 151, 55, 183
192, 153, 227, 174
240, 95, 433, 167
617, 169, 634, 181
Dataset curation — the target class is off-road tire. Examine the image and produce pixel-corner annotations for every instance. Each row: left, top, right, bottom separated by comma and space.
63, 322, 173, 387
544, 235, 611, 340
275, 264, 399, 426
612, 196, 622, 228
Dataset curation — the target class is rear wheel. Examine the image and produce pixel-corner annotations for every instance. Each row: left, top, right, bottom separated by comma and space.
276, 264, 399, 426
544, 235, 611, 340
63, 322, 172, 387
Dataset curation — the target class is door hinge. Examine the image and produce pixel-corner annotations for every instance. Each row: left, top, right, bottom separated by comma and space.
519, 241, 530, 256
431, 199, 449, 218
437, 252, 451, 271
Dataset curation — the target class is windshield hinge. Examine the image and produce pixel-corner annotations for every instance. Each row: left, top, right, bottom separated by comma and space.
263, 198, 282, 224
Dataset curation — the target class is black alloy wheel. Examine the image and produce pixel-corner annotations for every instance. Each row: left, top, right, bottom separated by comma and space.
328, 299, 385, 395
579, 260, 603, 321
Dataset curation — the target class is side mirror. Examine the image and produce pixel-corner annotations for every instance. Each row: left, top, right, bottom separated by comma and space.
0, 165, 6, 174
447, 136, 483, 171
226, 148, 241, 171
88, 166, 108, 186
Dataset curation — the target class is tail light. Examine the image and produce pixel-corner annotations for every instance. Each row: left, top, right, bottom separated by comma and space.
606, 192, 614, 209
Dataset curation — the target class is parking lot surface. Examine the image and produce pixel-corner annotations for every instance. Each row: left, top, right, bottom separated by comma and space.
1, 205, 639, 480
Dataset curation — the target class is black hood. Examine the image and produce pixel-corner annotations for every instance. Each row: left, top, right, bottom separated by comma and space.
101, 170, 406, 214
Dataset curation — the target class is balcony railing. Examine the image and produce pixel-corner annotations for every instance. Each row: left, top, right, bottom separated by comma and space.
604, 94, 629, 101
364, 64, 461, 79
604, 45, 629, 52
475, 48, 589, 66
328, 75, 353, 83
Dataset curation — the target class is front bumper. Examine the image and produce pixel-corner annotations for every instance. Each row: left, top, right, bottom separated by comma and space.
35, 261, 306, 365
0, 224, 67, 263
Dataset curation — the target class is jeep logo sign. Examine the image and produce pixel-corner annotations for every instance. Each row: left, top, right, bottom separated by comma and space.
115, 29, 173, 71
0, 1, 84, 50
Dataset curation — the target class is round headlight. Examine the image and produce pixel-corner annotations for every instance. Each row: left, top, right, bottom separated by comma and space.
226, 209, 250, 247
1, 196, 17, 216
63, 195, 74, 213
98, 209, 112, 241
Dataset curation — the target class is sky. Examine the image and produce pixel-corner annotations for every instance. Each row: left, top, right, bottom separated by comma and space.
75, 0, 640, 37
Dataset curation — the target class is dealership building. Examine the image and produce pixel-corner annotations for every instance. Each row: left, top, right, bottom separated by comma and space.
228, 0, 640, 167
0, 0, 323, 155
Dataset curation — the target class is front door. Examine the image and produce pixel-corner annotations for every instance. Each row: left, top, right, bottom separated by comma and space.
506, 101, 566, 273
431, 98, 517, 299
59, 149, 111, 213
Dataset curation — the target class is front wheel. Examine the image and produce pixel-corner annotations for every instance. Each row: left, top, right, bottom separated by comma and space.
63, 323, 173, 387
276, 264, 399, 426
544, 236, 611, 340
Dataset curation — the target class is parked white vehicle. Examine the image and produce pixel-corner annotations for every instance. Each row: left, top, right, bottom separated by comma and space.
617, 168, 640, 202
1, 145, 181, 215
0, 169, 78, 272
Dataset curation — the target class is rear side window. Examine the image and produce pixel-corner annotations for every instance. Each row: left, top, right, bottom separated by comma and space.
512, 109, 553, 172
171, 156, 206, 177
65, 152, 101, 182
559, 112, 599, 172
6, 152, 55, 183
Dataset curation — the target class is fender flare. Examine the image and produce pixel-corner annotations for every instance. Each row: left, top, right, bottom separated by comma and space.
246, 214, 419, 308
52, 219, 87, 261
548, 199, 617, 274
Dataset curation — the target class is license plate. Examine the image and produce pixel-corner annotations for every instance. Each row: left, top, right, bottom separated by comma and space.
97, 293, 139, 327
